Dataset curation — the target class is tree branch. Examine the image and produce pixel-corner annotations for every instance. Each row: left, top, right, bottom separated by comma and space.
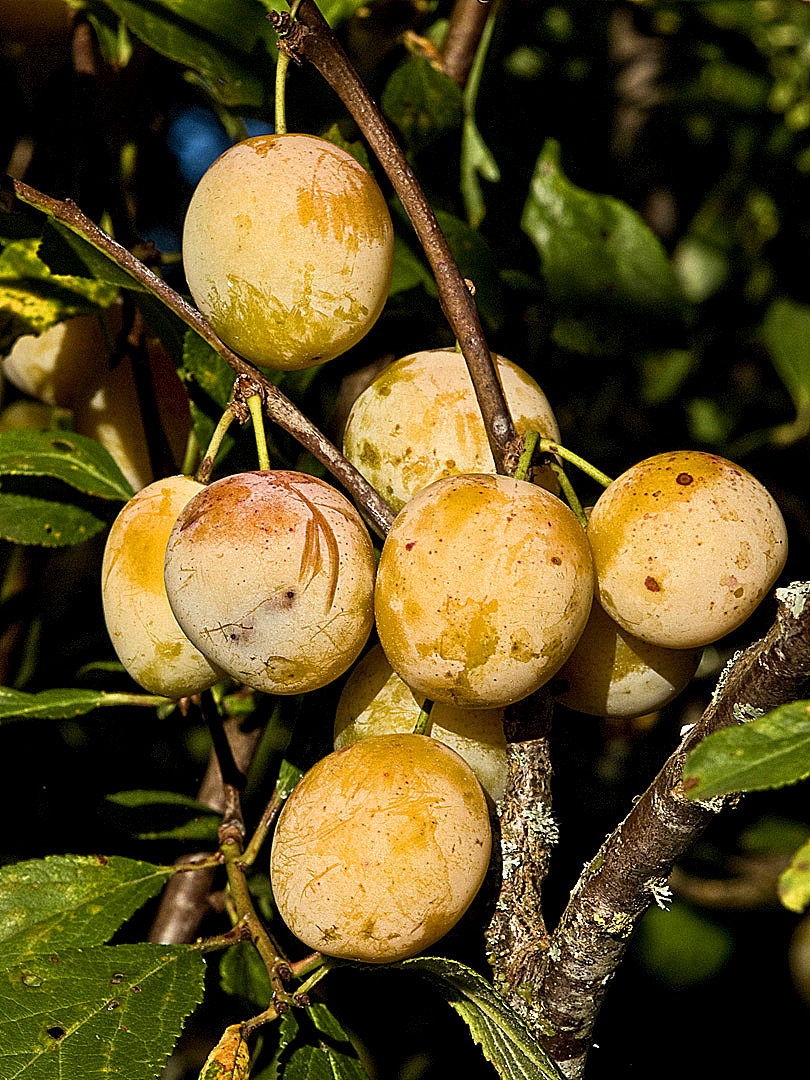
270, 0, 520, 477
440, 0, 493, 88
532, 581, 810, 1078
485, 690, 555, 1014
1, 175, 396, 538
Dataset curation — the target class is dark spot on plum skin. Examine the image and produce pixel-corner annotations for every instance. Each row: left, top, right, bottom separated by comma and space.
405, 541, 416, 551
676, 473, 694, 485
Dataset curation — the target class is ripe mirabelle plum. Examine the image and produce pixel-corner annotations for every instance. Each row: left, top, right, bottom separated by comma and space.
342, 349, 561, 511
75, 347, 191, 493
269, 733, 492, 962
182, 133, 394, 370
164, 470, 376, 694
375, 473, 594, 708
2, 313, 112, 408
101, 476, 222, 699
551, 596, 702, 719
587, 450, 788, 649
334, 643, 509, 803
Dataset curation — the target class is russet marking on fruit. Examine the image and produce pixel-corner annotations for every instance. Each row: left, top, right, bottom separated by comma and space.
164, 470, 376, 695
270, 733, 492, 961
182, 133, 394, 370
588, 450, 787, 648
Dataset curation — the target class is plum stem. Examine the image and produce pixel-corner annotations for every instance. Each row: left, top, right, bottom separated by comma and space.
247, 393, 271, 470
514, 430, 539, 482
196, 405, 237, 484
535, 437, 614, 490
412, 700, 434, 736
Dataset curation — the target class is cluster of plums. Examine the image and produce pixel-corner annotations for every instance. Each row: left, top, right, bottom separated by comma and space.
95, 133, 788, 964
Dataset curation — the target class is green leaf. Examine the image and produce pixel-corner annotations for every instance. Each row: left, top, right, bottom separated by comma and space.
219, 940, 272, 1009
461, 116, 501, 229
761, 298, 810, 435
683, 701, 810, 801
181, 329, 236, 411
92, 0, 278, 111
0, 430, 134, 501
459, 4, 500, 228
402, 957, 563, 1080
105, 790, 221, 843
381, 54, 463, 157
778, 837, 810, 913
0, 942, 205, 1080
0, 236, 117, 352
521, 139, 687, 354
635, 902, 733, 989
262, 1003, 368, 1080
0, 687, 166, 724
0, 491, 109, 547
0, 854, 174, 964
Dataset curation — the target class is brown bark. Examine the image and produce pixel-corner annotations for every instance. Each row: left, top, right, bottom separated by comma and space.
270, 1, 520, 477
485, 583, 810, 1078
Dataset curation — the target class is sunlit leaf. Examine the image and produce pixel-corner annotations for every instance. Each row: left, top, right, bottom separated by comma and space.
0, 943, 205, 1080
683, 701, 810, 801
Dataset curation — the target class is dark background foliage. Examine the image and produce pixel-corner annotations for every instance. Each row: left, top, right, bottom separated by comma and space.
2, 1, 810, 1076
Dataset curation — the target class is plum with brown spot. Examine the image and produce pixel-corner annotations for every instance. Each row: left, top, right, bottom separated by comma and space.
587, 450, 788, 649
163, 470, 376, 694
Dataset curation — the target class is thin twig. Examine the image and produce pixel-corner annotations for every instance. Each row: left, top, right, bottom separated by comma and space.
270, 1, 520, 477
440, 0, 493, 88
1, 175, 395, 538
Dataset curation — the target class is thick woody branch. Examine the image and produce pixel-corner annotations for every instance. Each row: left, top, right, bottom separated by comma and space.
440, 0, 493, 88
485, 691, 555, 1017
270, 1, 520, 476
1, 176, 395, 538
533, 582, 810, 1078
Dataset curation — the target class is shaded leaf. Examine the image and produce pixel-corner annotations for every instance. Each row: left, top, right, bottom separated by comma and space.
105, 790, 221, 843
778, 837, 810, 913
761, 297, 810, 437
0, 854, 174, 964
403, 957, 562, 1080
0, 236, 117, 352
38, 218, 149, 292
0, 429, 134, 501
0, 490, 109, 547
0, 942, 205, 1080
635, 902, 733, 989
0, 687, 166, 724
683, 701, 810, 801
436, 210, 504, 332
94, 0, 278, 111
262, 1003, 368, 1080
220, 940, 272, 1009
381, 55, 463, 157
521, 139, 686, 354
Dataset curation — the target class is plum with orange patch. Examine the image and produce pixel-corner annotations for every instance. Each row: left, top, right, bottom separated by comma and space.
163, 470, 376, 694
